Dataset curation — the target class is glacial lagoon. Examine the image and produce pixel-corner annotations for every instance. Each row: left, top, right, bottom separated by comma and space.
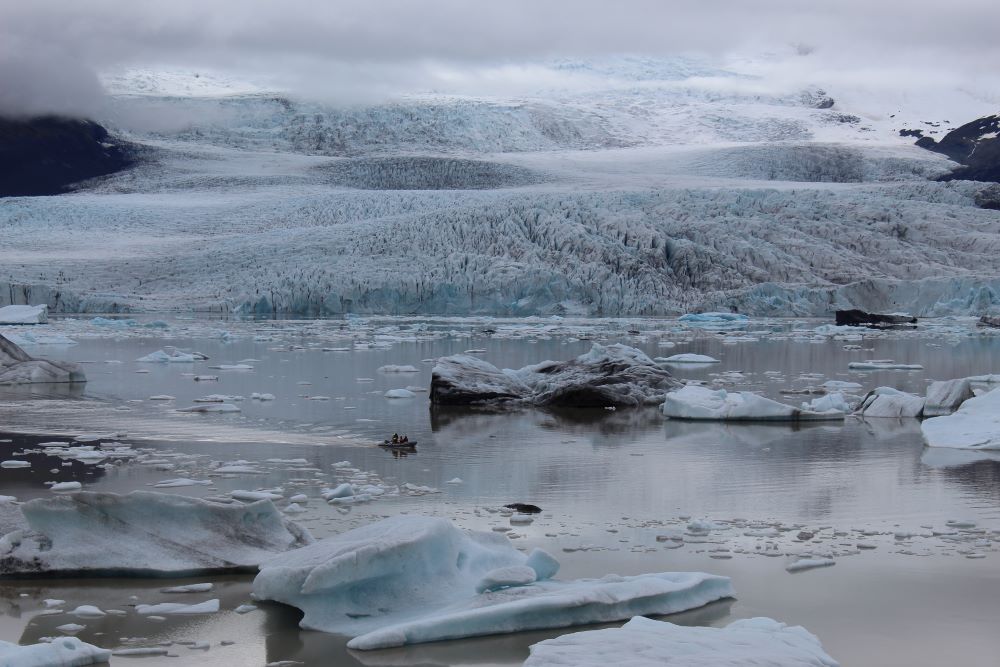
1, 314, 998, 666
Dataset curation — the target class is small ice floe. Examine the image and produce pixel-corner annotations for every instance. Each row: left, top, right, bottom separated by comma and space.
0, 304, 47, 324
235, 604, 258, 614
213, 462, 262, 474
384, 389, 416, 399
137, 348, 199, 363
193, 375, 219, 381
177, 403, 240, 413
1, 460, 31, 468
378, 365, 419, 373
251, 393, 276, 400
231, 490, 283, 502
70, 605, 105, 617
822, 380, 862, 391
855, 387, 924, 418
149, 395, 175, 401
284, 503, 306, 514
922, 387, 1000, 450
252, 516, 733, 649
849, 360, 922, 371
445, 477, 464, 485
785, 557, 836, 573
50, 482, 83, 492
136, 599, 220, 615
55, 623, 86, 634
660, 353, 721, 364
154, 478, 212, 488
0, 637, 111, 665
523, 616, 837, 667
801, 392, 851, 414
162, 583, 214, 593
663, 386, 845, 421
209, 364, 253, 371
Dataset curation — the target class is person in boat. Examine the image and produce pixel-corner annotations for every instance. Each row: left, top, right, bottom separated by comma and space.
400, 435, 409, 444
391, 433, 399, 443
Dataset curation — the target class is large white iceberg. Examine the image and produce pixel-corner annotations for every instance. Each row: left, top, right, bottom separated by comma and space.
252, 516, 732, 650
524, 616, 839, 667
662, 385, 845, 421
0, 636, 111, 667
430, 344, 679, 407
922, 387, 1000, 450
0, 491, 311, 577
0, 335, 86, 385
0, 304, 48, 325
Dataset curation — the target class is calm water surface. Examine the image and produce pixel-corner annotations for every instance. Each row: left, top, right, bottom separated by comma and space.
0, 316, 998, 666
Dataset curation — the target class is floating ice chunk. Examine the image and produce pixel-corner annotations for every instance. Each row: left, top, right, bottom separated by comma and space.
50, 482, 83, 492
234, 604, 258, 614
922, 387, 1000, 450
231, 490, 283, 502
475, 565, 537, 593
856, 387, 924, 418
148, 395, 175, 401
0, 491, 311, 577
210, 364, 253, 370
660, 353, 720, 364
662, 386, 844, 421
0, 304, 47, 325
524, 616, 838, 667
251, 392, 276, 401
177, 403, 241, 413
161, 583, 214, 593
56, 623, 85, 634
0, 636, 111, 666
849, 360, 922, 370
153, 478, 211, 488
0, 335, 86, 385
70, 605, 105, 617
922, 379, 974, 417
384, 389, 417, 399
445, 478, 464, 485
322, 483, 354, 500
137, 349, 198, 363
136, 599, 220, 615
284, 503, 306, 514
289, 494, 308, 504
252, 516, 732, 650
378, 365, 420, 373
786, 558, 836, 573
1, 460, 30, 469
802, 392, 851, 414
822, 380, 862, 391
213, 464, 261, 474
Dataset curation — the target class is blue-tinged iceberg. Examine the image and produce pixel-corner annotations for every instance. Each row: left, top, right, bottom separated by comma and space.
252, 516, 733, 650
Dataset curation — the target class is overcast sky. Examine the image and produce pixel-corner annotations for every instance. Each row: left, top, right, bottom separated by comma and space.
2, 0, 998, 117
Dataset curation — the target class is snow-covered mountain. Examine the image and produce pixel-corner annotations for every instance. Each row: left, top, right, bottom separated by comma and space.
2, 55, 998, 316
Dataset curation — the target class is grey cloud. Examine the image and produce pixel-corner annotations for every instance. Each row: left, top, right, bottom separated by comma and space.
1, 0, 998, 117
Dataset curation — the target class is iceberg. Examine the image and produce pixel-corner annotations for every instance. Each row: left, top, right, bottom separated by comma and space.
678, 312, 748, 322
0, 304, 47, 325
922, 387, 1000, 450
0, 637, 111, 667
0, 334, 86, 385
660, 353, 720, 364
524, 616, 839, 667
922, 378, 974, 417
855, 387, 924, 418
430, 344, 679, 407
662, 385, 845, 421
252, 516, 732, 650
0, 491, 311, 577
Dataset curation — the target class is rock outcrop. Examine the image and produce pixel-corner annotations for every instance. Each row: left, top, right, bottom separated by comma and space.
835, 309, 917, 327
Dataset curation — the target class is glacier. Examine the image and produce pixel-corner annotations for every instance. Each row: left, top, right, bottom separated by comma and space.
0, 55, 998, 317
251, 515, 733, 649
524, 616, 839, 667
